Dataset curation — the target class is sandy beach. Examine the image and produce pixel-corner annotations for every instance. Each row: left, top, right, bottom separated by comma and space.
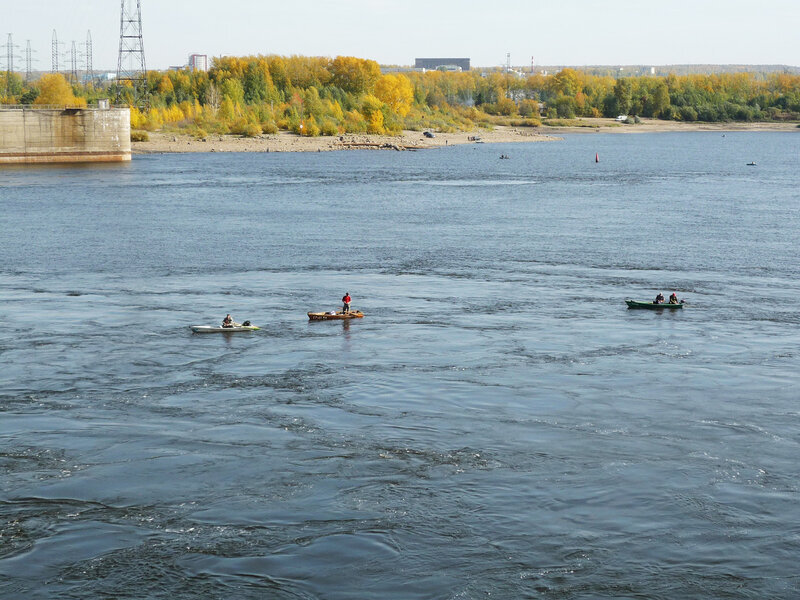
539, 117, 800, 135
132, 126, 559, 154
132, 119, 798, 154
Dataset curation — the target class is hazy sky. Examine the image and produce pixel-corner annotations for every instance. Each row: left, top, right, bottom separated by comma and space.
4, 0, 800, 71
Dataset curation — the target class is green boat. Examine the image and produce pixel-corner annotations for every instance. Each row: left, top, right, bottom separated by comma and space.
626, 299, 683, 309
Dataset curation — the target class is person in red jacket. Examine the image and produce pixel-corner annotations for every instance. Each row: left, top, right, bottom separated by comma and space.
342, 292, 351, 313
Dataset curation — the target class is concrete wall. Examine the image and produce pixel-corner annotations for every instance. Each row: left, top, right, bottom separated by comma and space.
0, 107, 131, 164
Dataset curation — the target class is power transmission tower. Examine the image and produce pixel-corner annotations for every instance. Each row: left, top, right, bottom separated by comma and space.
3, 33, 20, 97
70, 41, 79, 85
4, 34, 14, 73
25, 39, 35, 82
116, 0, 147, 104
506, 52, 511, 98
85, 30, 93, 85
51, 30, 60, 73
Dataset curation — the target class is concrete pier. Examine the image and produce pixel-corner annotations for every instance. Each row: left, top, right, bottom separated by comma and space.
0, 106, 131, 164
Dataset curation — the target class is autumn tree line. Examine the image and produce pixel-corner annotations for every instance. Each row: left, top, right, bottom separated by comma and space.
2, 56, 800, 137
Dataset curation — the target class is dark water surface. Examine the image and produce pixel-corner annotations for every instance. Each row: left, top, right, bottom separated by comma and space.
1, 132, 799, 599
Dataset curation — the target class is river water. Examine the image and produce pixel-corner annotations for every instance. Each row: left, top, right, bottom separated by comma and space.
1, 132, 799, 599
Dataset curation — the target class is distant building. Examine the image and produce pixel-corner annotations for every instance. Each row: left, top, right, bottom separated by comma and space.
189, 54, 208, 72
415, 58, 470, 71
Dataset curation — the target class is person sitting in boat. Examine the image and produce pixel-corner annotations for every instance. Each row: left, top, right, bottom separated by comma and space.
654, 293, 665, 304
342, 292, 352, 314
222, 314, 234, 328
669, 293, 679, 304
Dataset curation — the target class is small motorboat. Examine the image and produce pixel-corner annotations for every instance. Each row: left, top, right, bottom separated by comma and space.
190, 324, 260, 333
308, 310, 365, 321
625, 299, 683, 310
746, 162, 757, 166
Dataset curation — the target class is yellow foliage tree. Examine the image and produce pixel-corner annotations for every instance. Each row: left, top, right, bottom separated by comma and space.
34, 74, 86, 107
179, 101, 194, 119
549, 68, 581, 97
158, 75, 174, 94
145, 108, 164, 130
130, 106, 147, 128
343, 109, 367, 133
361, 95, 385, 134
162, 104, 185, 123
367, 111, 384, 134
375, 74, 413, 116
299, 115, 321, 137
325, 99, 344, 122
218, 96, 236, 122
329, 56, 381, 95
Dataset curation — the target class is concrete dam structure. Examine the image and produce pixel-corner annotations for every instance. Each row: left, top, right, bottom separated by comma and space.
0, 106, 131, 164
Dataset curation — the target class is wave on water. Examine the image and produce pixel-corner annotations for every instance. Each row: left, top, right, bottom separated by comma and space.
397, 179, 536, 187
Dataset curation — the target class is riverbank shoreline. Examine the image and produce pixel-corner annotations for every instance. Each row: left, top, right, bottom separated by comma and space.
131, 119, 798, 154
132, 127, 560, 154
539, 117, 800, 135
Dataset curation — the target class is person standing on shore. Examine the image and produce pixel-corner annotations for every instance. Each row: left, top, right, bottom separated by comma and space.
342, 292, 351, 314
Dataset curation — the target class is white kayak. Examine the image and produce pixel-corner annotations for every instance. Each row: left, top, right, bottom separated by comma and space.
190, 325, 260, 333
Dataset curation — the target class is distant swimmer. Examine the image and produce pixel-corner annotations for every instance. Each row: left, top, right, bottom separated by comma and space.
342, 292, 352, 314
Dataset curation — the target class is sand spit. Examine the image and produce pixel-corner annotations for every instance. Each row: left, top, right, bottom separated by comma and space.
132, 120, 797, 154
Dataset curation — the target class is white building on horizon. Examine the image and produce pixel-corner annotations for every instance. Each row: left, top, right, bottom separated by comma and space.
188, 54, 208, 72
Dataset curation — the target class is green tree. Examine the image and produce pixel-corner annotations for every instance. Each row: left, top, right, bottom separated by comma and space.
242, 60, 276, 104
613, 78, 632, 115
19, 87, 40, 104
652, 82, 670, 118
553, 96, 576, 118
0, 72, 24, 99
221, 79, 244, 105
